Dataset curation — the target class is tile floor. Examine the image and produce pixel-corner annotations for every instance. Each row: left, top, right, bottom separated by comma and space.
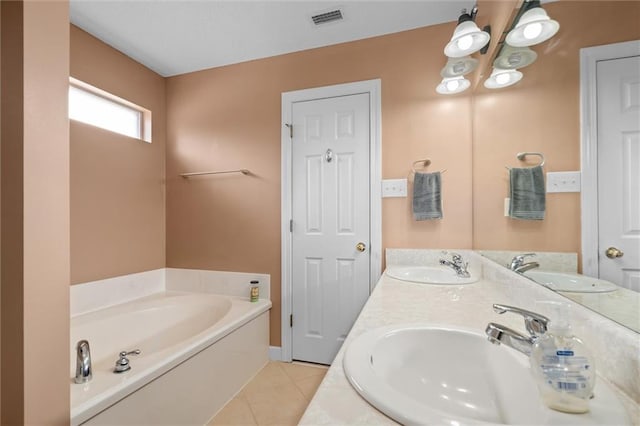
209, 361, 328, 426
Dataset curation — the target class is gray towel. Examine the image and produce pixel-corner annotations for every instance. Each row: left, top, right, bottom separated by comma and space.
412, 172, 443, 220
509, 165, 545, 220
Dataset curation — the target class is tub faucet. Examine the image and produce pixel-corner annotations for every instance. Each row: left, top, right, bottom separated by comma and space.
439, 252, 470, 278
74, 340, 92, 384
509, 253, 540, 273
485, 303, 549, 356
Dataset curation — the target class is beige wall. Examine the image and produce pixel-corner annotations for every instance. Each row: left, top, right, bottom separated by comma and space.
472, 1, 640, 261
166, 24, 473, 346
70, 25, 166, 284
1, 1, 70, 423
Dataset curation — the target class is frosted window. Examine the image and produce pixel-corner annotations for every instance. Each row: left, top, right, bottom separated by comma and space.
69, 85, 143, 140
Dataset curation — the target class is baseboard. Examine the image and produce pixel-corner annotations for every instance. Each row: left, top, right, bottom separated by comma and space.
269, 346, 283, 361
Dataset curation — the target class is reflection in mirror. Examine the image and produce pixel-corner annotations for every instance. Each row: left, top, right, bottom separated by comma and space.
480, 251, 640, 333
472, 1, 640, 333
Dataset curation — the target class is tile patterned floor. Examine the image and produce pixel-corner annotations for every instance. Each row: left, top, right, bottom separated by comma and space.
209, 361, 328, 426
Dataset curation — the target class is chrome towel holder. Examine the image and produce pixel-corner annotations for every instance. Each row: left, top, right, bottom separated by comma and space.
506, 152, 545, 170
180, 169, 251, 178
516, 152, 545, 167
410, 158, 447, 174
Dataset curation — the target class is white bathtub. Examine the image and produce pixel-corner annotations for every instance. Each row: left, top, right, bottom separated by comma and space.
70, 291, 271, 425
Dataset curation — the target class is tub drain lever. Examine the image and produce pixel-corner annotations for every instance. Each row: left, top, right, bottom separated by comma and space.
114, 349, 141, 373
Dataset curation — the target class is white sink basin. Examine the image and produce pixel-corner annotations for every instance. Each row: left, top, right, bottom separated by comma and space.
343, 324, 630, 425
385, 266, 478, 285
525, 271, 618, 293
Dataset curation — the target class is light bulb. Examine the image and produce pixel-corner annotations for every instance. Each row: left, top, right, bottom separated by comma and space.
436, 77, 470, 95
484, 68, 522, 89
446, 79, 460, 91
523, 22, 543, 40
507, 52, 522, 67
457, 35, 473, 51
496, 73, 511, 85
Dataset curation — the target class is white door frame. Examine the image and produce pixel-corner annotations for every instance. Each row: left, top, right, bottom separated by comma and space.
280, 79, 382, 362
580, 40, 640, 277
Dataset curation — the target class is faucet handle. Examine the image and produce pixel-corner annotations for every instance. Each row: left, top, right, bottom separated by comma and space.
509, 253, 537, 269
441, 251, 465, 264
120, 349, 141, 357
492, 304, 549, 337
114, 349, 141, 373
515, 253, 536, 261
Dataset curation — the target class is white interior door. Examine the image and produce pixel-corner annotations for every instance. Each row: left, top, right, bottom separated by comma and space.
597, 55, 640, 292
291, 93, 370, 364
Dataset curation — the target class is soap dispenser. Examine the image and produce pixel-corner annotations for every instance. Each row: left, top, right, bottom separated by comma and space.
530, 302, 595, 413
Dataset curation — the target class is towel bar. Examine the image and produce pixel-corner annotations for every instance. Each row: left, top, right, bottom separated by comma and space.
516, 152, 545, 167
411, 158, 447, 174
180, 169, 251, 178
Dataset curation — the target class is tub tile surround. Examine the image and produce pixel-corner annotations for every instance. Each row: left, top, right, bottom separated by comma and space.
300, 250, 640, 425
71, 268, 270, 316
165, 267, 270, 300
71, 269, 165, 316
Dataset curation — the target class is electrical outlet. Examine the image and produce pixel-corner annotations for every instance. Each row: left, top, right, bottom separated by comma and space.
382, 179, 407, 198
546, 171, 581, 193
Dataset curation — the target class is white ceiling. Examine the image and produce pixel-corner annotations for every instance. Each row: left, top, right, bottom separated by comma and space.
69, 1, 474, 77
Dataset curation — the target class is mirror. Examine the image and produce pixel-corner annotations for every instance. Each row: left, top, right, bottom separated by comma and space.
471, 0, 640, 332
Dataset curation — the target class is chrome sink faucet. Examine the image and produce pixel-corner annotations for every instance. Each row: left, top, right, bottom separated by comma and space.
509, 253, 540, 273
74, 340, 92, 384
439, 252, 470, 278
485, 304, 549, 356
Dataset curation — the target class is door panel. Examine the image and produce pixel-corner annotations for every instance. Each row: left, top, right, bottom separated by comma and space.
597, 55, 640, 292
291, 93, 370, 364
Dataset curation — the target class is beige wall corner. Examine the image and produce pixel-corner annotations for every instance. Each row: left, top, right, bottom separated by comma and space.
70, 25, 166, 284
1, 1, 70, 424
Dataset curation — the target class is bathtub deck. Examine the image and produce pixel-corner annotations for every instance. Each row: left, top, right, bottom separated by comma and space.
209, 361, 328, 426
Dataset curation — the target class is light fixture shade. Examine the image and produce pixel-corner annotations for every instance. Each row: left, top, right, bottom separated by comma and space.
484, 68, 523, 89
444, 20, 491, 58
441, 56, 479, 78
493, 44, 537, 69
436, 76, 471, 95
506, 7, 560, 47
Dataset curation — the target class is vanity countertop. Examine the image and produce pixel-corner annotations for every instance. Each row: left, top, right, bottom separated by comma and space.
299, 251, 640, 425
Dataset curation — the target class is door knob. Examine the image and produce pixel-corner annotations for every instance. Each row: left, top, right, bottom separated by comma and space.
356, 242, 366, 252
605, 247, 624, 259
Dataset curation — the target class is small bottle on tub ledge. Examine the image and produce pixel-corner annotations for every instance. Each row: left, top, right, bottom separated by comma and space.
250, 280, 259, 302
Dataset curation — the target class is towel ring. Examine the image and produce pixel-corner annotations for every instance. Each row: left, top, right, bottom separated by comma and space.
411, 158, 447, 174
516, 152, 545, 167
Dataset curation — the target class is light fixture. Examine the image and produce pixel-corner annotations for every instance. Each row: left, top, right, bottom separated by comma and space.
483, 68, 523, 89
506, 0, 559, 47
440, 56, 479, 78
444, 8, 491, 58
436, 76, 471, 95
493, 44, 537, 69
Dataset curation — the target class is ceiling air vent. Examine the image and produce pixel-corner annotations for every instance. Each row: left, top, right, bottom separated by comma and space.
311, 9, 343, 25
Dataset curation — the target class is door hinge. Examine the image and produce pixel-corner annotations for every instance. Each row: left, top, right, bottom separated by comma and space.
289, 219, 293, 232
290, 314, 293, 327
285, 123, 293, 138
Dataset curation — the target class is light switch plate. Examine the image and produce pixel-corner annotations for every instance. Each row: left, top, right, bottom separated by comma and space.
382, 179, 407, 198
546, 171, 581, 193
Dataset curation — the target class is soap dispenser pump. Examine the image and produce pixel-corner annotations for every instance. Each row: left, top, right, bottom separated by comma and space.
530, 302, 595, 413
